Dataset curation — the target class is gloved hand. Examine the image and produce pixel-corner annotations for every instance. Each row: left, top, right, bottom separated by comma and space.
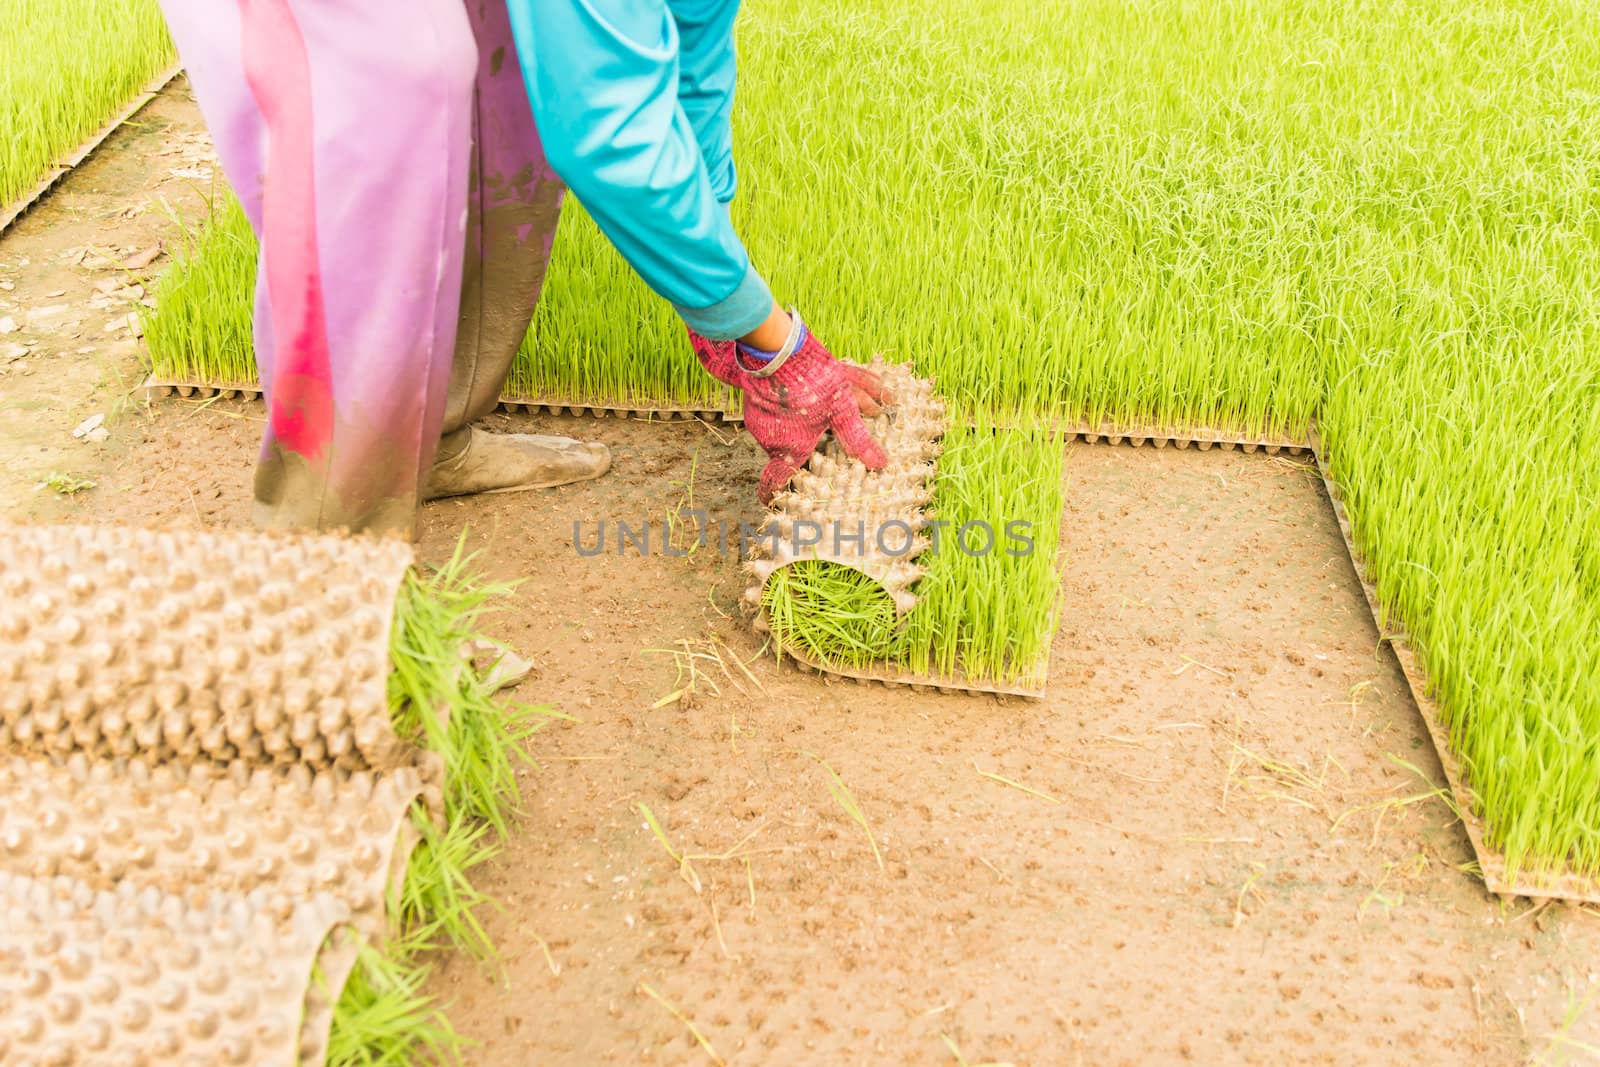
688, 310, 890, 505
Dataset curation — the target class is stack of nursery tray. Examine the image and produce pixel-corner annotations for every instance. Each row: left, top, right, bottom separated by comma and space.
0, 523, 435, 1064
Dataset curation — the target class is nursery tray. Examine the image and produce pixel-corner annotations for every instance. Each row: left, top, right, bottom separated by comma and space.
0, 870, 353, 1067
0, 756, 426, 937
1307, 429, 1600, 905
141, 376, 742, 422
1056, 419, 1310, 455
0, 523, 462, 1059
757, 617, 1047, 699
142, 374, 261, 401
1, 63, 184, 234
497, 397, 730, 421
0, 521, 420, 772
496, 384, 739, 422
744, 361, 1055, 700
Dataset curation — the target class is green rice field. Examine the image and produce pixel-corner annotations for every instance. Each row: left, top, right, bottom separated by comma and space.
142, 0, 1600, 882
0, 0, 173, 210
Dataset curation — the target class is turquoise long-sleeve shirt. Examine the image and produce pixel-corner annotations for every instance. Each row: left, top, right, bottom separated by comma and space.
507, 0, 772, 341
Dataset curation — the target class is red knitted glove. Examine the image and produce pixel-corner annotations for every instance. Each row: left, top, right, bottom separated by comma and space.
689, 315, 890, 505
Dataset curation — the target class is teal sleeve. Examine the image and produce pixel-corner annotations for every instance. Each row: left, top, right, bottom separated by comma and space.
507, 0, 770, 340
669, 0, 740, 204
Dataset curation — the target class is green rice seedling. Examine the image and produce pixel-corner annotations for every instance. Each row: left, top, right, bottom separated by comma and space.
636, 801, 684, 867
325, 937, 466, 1067
323, 812, 498, 1063
325, 543, 552, 1062
0, 0, 173, 208
636, 800, 706, 892
388, 538, 549, 835
36, 473, 95, 495
399, 814, 500, 959
760, 560, 899, 668
1320, 234, 1600, 880
142, 193, 259, 388
508, 204, 723, 409
140, 192, 726, 409
895, 421, 1064, 686
802, 750, 884, 872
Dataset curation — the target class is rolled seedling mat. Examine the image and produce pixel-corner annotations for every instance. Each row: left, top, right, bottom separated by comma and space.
0, 521, 456, 1062
0, 755, 425, 935
0, 522, 423, 774
741, 361, 1047, 699
744, 360, 944, 616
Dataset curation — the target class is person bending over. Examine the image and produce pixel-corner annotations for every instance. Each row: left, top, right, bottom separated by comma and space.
158, 0, 886, 536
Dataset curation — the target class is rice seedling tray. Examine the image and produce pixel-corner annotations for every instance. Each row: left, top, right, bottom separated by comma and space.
495, 395, 734, 422
0, 522, 422, 772
140, 374, 261, 402
0, 869, 355, 1065
1307, 429, 1600, 905
1, 62, 183, 234
751, 404, 1312, 700
1054, 420, 1310, 455
748, 363, 1059, 698
140, 376, 743, 422
764, 641, 1047, 699
0, 756, 427, 937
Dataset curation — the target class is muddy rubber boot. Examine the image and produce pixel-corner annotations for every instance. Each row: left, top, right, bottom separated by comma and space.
423, 425, 611, 500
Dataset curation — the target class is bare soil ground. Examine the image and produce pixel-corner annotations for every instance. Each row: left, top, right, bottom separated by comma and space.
4, 83, 1599, 1066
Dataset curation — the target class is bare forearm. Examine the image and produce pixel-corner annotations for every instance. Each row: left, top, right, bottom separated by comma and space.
740, 302, 792, 351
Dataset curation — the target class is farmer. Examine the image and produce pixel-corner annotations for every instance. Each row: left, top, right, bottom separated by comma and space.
156, 0, 888, 537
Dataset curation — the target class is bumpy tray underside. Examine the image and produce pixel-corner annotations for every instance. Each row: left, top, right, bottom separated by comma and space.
0, 870, 349, 1066
0, 524, 439, 1062
0, 523, 417, 773
0, 755, 422, 935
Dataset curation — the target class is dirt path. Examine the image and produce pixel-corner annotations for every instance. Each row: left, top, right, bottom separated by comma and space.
0, 78, 219, 516
3, 84, 1598, 1066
